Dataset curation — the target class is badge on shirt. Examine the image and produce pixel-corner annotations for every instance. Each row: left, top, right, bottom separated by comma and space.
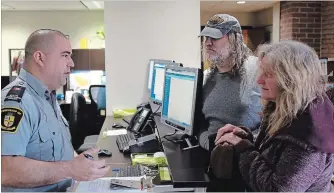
1, 107, 24, 133
4, 86, 26, 103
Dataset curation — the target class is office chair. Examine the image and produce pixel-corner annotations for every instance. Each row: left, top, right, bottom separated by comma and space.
96, 86, 106, 111
89, 85, 106, 114
69, 92, 98, 153
75, 85, 107, 153
87, 85, 106, 135
69, 92, 87, 150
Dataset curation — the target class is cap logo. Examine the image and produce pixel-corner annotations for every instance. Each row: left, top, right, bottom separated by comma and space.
207, 15, 225, 27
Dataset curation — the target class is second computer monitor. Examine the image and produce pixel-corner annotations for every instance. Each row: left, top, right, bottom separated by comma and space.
161, 65, 203, 137
150, 61, 179, 104
147, 59, 173, 91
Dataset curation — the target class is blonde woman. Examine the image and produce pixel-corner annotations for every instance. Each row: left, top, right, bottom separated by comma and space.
215, 40, 334, 191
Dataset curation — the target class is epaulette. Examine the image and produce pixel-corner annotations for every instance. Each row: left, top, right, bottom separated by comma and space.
4, 83, 26, 103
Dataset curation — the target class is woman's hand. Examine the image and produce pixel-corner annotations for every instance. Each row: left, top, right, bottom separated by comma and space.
215, 132, 243, 145
215, 124, 249, 145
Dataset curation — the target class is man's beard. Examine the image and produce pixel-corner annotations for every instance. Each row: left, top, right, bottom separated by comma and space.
205, 49, 231, 69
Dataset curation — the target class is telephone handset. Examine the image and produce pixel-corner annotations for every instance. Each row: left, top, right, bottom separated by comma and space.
128, 107, 152, 135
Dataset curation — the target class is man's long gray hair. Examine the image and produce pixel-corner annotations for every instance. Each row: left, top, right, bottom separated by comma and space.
202, 31, 258, 110
202, 31, 253, 80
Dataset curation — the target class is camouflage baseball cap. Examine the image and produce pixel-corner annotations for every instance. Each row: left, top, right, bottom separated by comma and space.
199, 14, 242, 39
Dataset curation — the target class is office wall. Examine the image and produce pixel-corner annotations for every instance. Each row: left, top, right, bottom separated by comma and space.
321, 1, 334, 58
201, 12, 256, 26
1, 11, 104, 76
280, 1, 322, 55
254, 7, 273, 27
280, 1, 334, 58
202, 9, 275, 27
272, 3, 280, 43
105, 0, 201, 112
252, 5, 280, 43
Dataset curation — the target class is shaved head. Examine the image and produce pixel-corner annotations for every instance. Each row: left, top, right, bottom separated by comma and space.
22, 29, 74, 91
24, 29, 67, 64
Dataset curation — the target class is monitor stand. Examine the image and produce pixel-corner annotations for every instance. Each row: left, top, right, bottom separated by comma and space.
152, 112, 161, 117
180, 136, 199, 150
165, 130, 199, 150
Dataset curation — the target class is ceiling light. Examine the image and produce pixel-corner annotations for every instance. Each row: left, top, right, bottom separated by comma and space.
237, 1, 246, 4
92, 1, 101, 8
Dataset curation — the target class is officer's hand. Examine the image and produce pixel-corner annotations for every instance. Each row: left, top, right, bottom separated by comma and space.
69, 148, 110, 181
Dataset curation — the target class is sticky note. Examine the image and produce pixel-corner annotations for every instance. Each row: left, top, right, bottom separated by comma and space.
80, 38, 88, 49
107, 129, 127, 136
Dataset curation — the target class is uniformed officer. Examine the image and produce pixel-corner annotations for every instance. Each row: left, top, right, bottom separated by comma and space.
1, 29, 110, 192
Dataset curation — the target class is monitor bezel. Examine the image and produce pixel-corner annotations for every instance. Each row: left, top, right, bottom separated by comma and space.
149, 61, 180, 105
147, 59, 174, 91
160, 65, 200, 136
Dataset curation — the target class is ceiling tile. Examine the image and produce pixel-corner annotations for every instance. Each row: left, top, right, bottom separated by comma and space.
2, 0, 278, 12
201, 1, 277, 13
2, 1, 87, 11
200, 1, 221, 11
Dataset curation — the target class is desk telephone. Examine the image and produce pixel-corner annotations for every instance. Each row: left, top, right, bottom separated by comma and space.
127, 106, 153, 135
117, 104, 159, 153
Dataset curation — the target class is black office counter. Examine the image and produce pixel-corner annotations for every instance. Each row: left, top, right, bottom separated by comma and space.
95, 115, 210, 189
95, 116, 132, 177
153, 116, 210, 188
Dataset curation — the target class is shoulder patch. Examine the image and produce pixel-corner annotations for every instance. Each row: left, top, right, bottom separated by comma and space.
1, 107, 24, 133
4, 86, 26, 103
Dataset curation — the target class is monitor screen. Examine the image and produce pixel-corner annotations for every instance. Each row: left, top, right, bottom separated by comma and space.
147, 59, 173, 91
101, 75, 106, 85
319, 57, 328, 77
149, 62, 177, 104
161, 66, 202, 136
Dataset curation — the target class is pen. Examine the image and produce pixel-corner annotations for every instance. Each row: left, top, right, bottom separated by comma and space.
83, 153, 107, 168
83, 153, 94, 160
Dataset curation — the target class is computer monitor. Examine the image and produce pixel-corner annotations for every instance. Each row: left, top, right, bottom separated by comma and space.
319, 57, 328, 77
149, 61, 179, 104
147, 59, 173, 91
160, 66, 203, 149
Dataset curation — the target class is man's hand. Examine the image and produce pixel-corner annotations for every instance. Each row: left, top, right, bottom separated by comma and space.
1, 148, 110, 188
68, 148, 110, 181
215, 124, 249, 145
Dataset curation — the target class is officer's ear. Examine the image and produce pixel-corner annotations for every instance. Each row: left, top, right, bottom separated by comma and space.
33, 51, 46, 67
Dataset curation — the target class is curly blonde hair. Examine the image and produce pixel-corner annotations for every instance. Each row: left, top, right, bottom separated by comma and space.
257, 40, 327, 135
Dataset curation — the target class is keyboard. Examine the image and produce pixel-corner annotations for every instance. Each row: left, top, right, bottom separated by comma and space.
116, 133, 136, 151
113, 165, 146, 177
